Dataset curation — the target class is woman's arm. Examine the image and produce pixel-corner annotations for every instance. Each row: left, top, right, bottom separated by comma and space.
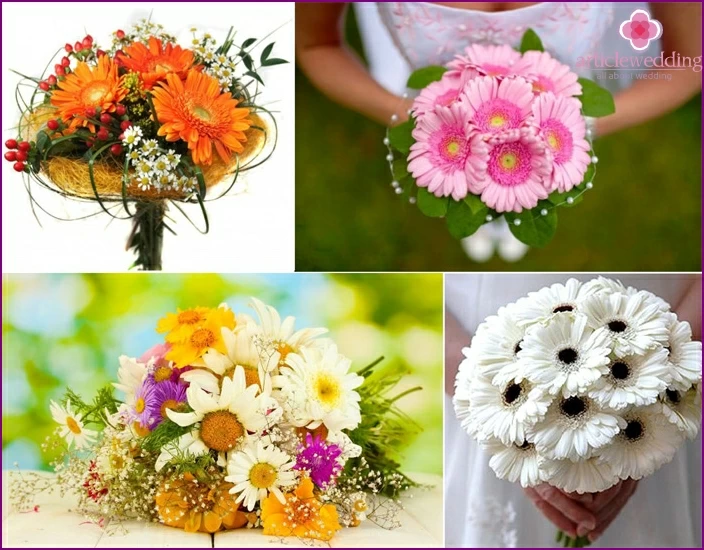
597, 3, 702, 136
295, 3, 411, 125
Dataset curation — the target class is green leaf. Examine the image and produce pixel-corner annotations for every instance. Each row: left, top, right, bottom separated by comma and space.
463, 193, 485, 215
260, 42, 275, 64
242, 53, 254, 71
519, 28, 544, 53
578, 77, 615, 117
392, 158, 409, 181
407, 66, 447, 89
547, 163, 594, 207
261, 58, 288, 67
388, 118, 415, 155
241, 38, 256, 50
505, 202, 557, 247
417, 188, 448, 218
446, 199, 488, 239
245, 70, 264, 85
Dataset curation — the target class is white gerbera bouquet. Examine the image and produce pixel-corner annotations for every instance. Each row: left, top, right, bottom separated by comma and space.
454, 277, 702, 546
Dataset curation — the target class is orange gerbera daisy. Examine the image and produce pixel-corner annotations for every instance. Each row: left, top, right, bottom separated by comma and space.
120, 36, 199, 90
51, 55, 126, 132
151, 70, 251, 166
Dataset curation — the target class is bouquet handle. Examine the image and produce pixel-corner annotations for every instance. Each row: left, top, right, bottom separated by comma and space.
126, 201, 166, 271
557, 529, 591, 547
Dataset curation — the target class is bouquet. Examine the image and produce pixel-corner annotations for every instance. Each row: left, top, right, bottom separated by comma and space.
4, 18, 286, 270
11, 299, 421, 541
385, 30, 615, 248
453, 277, 702, 546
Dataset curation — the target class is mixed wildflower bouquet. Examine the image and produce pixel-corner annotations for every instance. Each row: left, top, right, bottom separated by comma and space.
12, 299, 420, 542
4, 18, 286, 270
453, 277, 702, 547
385, 29, 615, 248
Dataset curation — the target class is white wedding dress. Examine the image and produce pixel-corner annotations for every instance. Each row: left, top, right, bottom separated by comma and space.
354, 2, 659, 263
443, 273, 702, 547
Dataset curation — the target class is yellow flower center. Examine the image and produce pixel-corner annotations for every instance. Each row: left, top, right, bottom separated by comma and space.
546, 131, 559, 150
353, 499, 368, 512
133, 421, 151, 437
200, 411, 244, 452
490, 114, 507, 128
66, 416, 82, 434
154, 365, 173, 382
532, 81, 547, 93
249, 463, 277, 489
445, 140, 461, 156
314, 374, 341, 407
500, 152, 518, 170
191, 328, 215, 349
276, 341, 294, 366
224, 365, 260, 388
287, 500, 315, 526
160, 399, 181, 419
192, 105, 212, 121
178, 310, 203, 324
135, 397, 146, 414
81, 81, 110, 106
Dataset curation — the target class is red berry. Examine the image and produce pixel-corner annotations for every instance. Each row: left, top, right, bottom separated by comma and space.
116, 29, 125, 39
13, 161, 25, 172
85, 107, 97, 118
47, 119, 59, 131
15, 151, 28, 162
47, 75, 57, 86
110, 144, 123, 155
61, 56, 70, 67
118, 133, 125, 140
39, 81, 50, 91
96, 49, 105, 57
4, 151, 17, 161
120, 120, 132, 130
55, 65, 65, 76
18, 141, 31, 152
65, 43, 73, 53
5, 139, 18, 149
82, 37, 92, 48
115, 104, 126, 116
74, 41, 83, 52
100, 113, 112, 124
86, 139, 94, 148
96, 128, 109, 141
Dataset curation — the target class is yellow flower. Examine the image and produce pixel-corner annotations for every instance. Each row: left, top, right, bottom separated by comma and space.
157, 306, 211, 341
261, 477, 341, 542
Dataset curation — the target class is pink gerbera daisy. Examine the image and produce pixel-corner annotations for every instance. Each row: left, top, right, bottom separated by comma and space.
408, 103, 487, 200
514, 51, 582, 97
469, 128, 552, 212
447, 44, 521, 78
412, 72, 465, 117
463, 76, 534, 134
533, 92, 591, 193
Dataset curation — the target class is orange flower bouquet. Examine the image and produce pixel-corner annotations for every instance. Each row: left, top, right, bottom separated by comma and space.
5, 19, 286, 270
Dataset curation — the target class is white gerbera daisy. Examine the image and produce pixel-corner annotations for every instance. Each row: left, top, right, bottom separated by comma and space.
113, 355, 147, 408
519, 313, 611, 396
588, 348, 671, 410
513, 278, 596, 327
582, 276, 671, 312
483, 437, 544, 487
156, 369, 276, 471
50, 400, 97, 449
470, 304, 526, 386
581, 291, 669, 357
225, 441, 297, 510
453, 348, 478, 437
541, 456, 618, 494
274, 344, 363, 432
596, 405, 683, 481
660, 385, 701, 440
468, 376, 552, 446
664, 315, 702, 391
529, 395, 625, 460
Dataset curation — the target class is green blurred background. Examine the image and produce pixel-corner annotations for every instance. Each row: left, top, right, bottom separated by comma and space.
295, 10, 701, 272
2, 273, 443, 476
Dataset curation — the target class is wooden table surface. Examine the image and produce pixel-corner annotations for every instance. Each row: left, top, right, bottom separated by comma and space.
3, 471, 443, 548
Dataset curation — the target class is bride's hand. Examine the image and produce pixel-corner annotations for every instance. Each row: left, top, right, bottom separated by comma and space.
582, 479, 639, 542
523, 484, 597, 538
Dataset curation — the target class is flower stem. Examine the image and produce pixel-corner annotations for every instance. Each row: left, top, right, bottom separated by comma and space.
557, 530, 591, 548
126, 201, 166, 271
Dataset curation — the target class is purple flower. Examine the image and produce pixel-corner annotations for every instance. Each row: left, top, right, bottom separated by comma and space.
295, 434, 343, 488
130, 378, 159, 429
151, 379, 188, 428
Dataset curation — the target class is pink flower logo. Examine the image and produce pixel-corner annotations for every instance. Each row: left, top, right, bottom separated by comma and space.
619, 9, 662, 51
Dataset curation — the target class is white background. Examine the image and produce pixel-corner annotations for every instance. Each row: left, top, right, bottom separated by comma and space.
2, 2, 295, 273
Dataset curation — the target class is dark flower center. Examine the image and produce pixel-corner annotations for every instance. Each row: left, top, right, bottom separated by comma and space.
553, 304, 574, 313
608, 320, 627, 333
610, 361, 630, 380
624, 420, 644, 441
518, 440, 532, 450
560, 396, 586, 417
665, 345, 672, 355
503, 382, 523, 405
514, 340, 523, 355
558, 348, 578, 364
666, 389, 680, 404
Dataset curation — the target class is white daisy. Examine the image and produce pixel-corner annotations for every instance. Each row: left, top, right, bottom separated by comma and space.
140, 139, 159, 155
660, 385, 701, 440
581, 291, 669, 357
513, 278, 597, 327
156, 369, 276, 470
664, 314, 702, 391
529, 395, 625, 460
519, 313, 611, 396
469, 304, 526, 386
152, 155, 170, 174
113, 355, 147, 408
595, 405, 683, 481
588, 348, 671, 410
582, 276, 671, 313
122, 126, 142, 147
274, 344, 363, 432
541, 456, 618, 494
453, 348, 478, 437
468, 376, 552, 446
50, 400, 97, 449
225, 441, 297, 511
483, 437, 544, 487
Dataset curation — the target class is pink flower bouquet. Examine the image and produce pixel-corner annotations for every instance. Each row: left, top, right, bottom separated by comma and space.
386, 30, 615, 247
